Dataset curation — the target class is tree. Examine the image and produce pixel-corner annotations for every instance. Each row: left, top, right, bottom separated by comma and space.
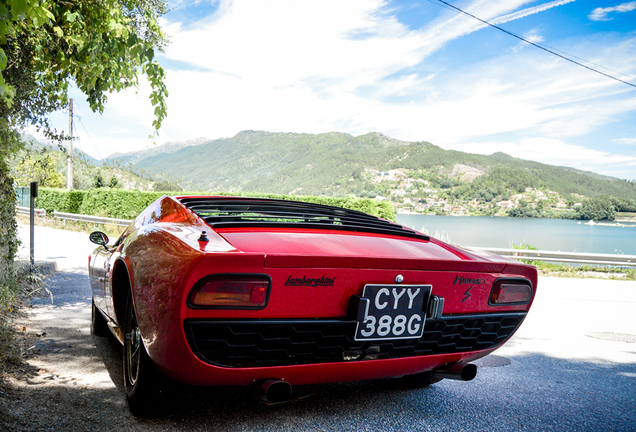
1, 1, 168, 133
94, 172, 104, 188
0, 0, 169, 272
13, 151, 64, 187
507, 206, 537, 218
152, 179, 181, 192
576, 196, 616, 221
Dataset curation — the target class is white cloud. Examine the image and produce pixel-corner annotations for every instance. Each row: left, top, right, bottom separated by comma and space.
40, 0, 636, 181
157, 0, 593, 141
523, 28, 545, 44
446, 138, 636, 175
146, 0, 636, 175
492, 0, 575, 25
589, 1, 636, 21
614, 138, 636, 145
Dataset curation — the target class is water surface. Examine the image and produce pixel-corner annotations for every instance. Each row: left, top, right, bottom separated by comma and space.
396, 215, 636, 255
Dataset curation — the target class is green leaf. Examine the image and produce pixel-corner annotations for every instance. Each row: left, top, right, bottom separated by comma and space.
12, 0, 28, 18
0, 73, 16, 104
127, 33, 138, 48
0, 48, 7, 70
65, 11, 78, 23
52, 26, 63, 37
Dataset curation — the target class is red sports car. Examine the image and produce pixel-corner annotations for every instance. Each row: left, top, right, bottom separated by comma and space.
89, 196, 536, 416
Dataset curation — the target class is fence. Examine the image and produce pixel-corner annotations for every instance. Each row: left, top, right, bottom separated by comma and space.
469, 247, 636, 268
52, 211, 133, 227
20, 208, 636, 268
16, 206, 46, 217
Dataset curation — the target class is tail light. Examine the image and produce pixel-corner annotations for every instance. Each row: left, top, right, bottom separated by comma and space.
490, 279, 533, 305
188, 274, 270, 309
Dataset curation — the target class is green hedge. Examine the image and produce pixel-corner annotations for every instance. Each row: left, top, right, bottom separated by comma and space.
35, 189, 86, 215
35, 188, 396, 221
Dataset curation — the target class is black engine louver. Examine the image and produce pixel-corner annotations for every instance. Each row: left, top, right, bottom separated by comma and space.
178, 197, 429, 241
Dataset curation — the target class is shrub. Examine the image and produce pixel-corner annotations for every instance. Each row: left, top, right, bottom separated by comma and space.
33, 189, 396, 221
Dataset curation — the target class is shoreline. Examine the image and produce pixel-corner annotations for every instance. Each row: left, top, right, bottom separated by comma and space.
396, 211, 636, 226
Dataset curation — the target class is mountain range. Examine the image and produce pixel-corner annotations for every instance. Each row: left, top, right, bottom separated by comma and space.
103, 130, 636, 201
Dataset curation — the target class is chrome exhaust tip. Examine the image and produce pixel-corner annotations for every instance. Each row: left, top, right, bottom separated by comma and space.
253, 379, 292, 403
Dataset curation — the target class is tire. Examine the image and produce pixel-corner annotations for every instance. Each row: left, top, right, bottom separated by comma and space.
122, 292, 165, 417
91, 299, 110, 337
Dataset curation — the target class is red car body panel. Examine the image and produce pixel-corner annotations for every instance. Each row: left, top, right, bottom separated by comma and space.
89, 196, 537, 387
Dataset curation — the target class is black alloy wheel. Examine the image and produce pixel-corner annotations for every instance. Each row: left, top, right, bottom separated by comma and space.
123, 292, 164, 417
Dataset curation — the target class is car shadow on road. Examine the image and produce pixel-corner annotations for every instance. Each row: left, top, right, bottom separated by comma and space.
88, 332, 636, 432
4, 330, 635, 432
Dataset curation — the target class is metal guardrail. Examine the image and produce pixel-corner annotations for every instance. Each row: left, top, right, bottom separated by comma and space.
16, 206, 46, 217
470, 247, 636, 268
18, 207, 636, 268
53, 211, 133, 227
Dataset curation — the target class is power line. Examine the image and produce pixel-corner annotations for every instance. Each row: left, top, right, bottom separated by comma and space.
71, 116, 90, 165
72, 102, 103, 161
435, 0, 636, 89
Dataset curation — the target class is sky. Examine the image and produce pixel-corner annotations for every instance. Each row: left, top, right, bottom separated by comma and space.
33, 0, 636, 180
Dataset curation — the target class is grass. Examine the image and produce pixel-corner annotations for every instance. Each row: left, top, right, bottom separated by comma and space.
0, 264, 40, 368
511, 242, 636, 280
530, 261, 636, 280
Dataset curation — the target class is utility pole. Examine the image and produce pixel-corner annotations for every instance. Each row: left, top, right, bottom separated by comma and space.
67, 98, 73, 190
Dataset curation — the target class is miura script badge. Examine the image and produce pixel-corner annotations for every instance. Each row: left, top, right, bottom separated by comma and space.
354, 284, 432, 341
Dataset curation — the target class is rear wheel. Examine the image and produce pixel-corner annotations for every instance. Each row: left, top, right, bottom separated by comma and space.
123, 292, 164, 417
91, 299, 109, 337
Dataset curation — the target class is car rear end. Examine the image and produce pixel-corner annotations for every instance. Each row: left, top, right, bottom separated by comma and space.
133, 197, 536, 387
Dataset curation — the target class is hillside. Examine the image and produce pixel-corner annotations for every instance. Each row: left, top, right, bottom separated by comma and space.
108, 130, 636, 202
108, 137, 210, 165
16, 130, 636, 218
10, 138, 157, 191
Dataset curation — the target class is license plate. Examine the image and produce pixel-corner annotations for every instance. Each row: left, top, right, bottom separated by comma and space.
354, 284, 432, 341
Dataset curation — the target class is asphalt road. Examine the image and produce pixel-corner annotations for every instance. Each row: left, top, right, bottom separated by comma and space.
9, 224, 636, 431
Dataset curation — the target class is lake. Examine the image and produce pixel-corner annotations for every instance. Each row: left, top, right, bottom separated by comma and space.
395, 214, 636, 255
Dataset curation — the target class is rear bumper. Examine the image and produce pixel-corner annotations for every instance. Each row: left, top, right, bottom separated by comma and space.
159, 346, 500, 387
150, 312, 526, 386
185, 312, 526, 368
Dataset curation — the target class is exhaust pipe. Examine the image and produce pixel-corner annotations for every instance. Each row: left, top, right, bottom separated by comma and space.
253, 379, 292, 403
433, 362, 477, 381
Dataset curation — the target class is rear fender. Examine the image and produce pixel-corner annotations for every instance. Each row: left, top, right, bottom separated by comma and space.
112, 258, 134, 330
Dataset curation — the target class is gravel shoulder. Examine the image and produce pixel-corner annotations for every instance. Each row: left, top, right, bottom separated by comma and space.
1, 226, 136, 430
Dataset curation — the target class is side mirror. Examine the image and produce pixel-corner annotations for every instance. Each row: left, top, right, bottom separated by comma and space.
89, 231, 110, 247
